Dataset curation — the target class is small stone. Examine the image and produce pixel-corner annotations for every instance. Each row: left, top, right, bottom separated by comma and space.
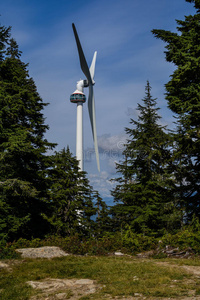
114, 251, 124, 256
134, 293, 143, 296
0, 262, 9, 268
133, 276, 139, 281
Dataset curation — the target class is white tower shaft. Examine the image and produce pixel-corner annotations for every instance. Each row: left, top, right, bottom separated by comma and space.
76, 102, 83, 171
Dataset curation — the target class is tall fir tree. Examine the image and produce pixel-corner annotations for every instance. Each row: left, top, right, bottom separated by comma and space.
0, 26, 55, 240
44, 147, 97, 237
152, 0, 200, 221
111, 82, 180, 236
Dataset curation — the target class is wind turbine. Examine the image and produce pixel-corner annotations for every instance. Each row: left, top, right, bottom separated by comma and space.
70, 23, 100, 172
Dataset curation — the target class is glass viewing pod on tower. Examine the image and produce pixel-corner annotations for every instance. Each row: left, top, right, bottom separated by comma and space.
70, 92, 86, 103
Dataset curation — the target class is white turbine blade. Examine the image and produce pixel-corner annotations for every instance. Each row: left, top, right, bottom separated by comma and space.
88, 85, 100, 172
89, 51, 97, 81
72, 23, 92, 84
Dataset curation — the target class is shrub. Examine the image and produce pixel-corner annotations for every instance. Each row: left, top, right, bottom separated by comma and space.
3, 226, 200, 259
161, 229, 200, 253
0, 242, 20, 259
121, 226, 157, 254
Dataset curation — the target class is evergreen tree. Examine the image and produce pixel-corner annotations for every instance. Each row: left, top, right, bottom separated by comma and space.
111, 82, 179, 236
93, 191, 112, 236
152, 0, 200, 221
44, 148, 97, 237
0, 26, 55, 240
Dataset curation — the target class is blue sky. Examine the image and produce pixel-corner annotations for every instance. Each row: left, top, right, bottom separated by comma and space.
0, 0, 196, 201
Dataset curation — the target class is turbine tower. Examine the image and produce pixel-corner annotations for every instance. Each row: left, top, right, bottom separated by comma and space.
70, 23, 100, 172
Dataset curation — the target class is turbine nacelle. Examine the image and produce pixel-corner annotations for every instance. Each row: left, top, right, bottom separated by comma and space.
75, 79, 95, 91
76, 79, 85, 92
70, 77, 95, 97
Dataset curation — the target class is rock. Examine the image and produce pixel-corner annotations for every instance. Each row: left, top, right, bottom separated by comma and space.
27, 278, 101, 299
0, 261, 12, 271
136, 247, 195, 259
16, 246, 69, 258
0, 262, 9, 268
114, 251, 124, 256
134, 292, 143, 297
136, 250, 155, 258
56, 292, 67, 299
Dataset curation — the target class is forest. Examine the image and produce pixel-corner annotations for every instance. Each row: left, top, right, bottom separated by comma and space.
0, 0, 200, 255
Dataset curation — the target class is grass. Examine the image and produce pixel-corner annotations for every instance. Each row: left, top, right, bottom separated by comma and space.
1, 256, 200, 299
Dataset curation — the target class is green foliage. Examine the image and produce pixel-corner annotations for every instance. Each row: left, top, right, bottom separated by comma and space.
1, 231, 156, 257
3, 223, 200, 259
0, 25, 56, 240
152, 0, 200, 221
0, 241, 20, 259
121, 225, 157, 253
94, 191, 112, 236
160, 215, 200, 253
111, 81, 179, 236
44, 147, 97, 237
7, 234, 122, 256
0, 179, 39, 240
161, 230, 200, 253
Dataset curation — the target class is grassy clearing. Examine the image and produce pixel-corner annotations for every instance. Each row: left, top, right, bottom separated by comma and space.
0, 256, 200, 299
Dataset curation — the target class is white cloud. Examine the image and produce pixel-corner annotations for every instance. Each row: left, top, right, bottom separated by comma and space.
98, 133, 127, 153
88, 171, 116, 198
